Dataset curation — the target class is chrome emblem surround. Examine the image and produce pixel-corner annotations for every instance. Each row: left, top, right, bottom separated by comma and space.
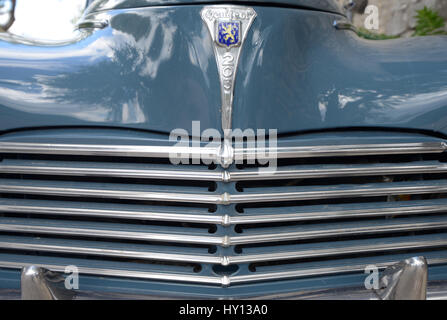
201, 5, 257, 138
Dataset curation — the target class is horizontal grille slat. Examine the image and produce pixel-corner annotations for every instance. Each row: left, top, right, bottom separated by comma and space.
0, 258, 222, 285
0, 142, 220, 160
235, 141, 447, 159
231, 217, 447, 245
229, 161, 447, 181
2, 160, 447, 181
0, 239, 221, 264
0, 199, 223, 224
234, 200, 447, 224
230, 235, 447, 264
232, 180, 447, 204
0, 164, 223, 181
1, 198, 446, 225
0, 179, 221, 204
0, 218, 222, 245
1, 140, 445, 160
230, 255, 447, 285
1, 179, 447, 205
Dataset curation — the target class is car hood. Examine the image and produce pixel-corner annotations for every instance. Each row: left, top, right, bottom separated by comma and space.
85, 0, 345, 16
0, 4, 447, 136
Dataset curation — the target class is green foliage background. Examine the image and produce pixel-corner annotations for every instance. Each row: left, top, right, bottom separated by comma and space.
358, 6, 447, 40
413, 6, 447, 36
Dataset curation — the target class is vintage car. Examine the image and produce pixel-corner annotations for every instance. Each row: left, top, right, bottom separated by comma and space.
0, 0, 446, 299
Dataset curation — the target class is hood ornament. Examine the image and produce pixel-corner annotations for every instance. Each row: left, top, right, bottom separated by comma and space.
201, 5, 257, 139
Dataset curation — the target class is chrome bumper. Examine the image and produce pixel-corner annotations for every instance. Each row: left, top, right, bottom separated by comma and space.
0, 256, 440, 300
1, 282, 447, 300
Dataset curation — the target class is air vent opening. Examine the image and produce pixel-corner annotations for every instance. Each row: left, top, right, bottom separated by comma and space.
212, 264, 239, 276
208, 225, 217, 234
208, 246, 217, 254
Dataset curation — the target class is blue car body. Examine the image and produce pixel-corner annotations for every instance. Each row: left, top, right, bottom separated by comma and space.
0, 0, 446, 299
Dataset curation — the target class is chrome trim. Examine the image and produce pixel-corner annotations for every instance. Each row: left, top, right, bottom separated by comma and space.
231, 263, 389, 285
256, 280, 447, 300
0, 223, 222, 246
1, 201, 445, 226
230, 182, 447, 204
0, 31, 87, 46
0, 183, 222, 204
229, 162, 447, 181
333, 19, 358, 33
4, 161, 447, 182
3, 238, 446, 267
375, 256, 428, 300
0, 261, 222, 285
21, 266, 75, 300
0, 241, 221, 265
231, 203, 447, 224
230, 257, 447, 285
1, 141, 444, 162
0, 202, 224, 224
0, 164, 223, 181
200, 5, 257, 135
0, 142, 220, 160
0, 220, 445, 247
2, 180, 447, 205
234, 142, 447, 160
218, 139, 234, 169
229, 220, 447, 246
76, 19, 108, 29
2, 280, 447, 299
228, 239, 447, 265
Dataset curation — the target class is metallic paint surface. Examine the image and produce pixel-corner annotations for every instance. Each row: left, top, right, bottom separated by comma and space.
84, 0, 345, 16
0, 6, 446, 136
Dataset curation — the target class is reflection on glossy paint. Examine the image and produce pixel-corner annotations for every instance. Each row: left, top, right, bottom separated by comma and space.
0, 5, 446, 136
0, 6, 220, 131
338, 94, 362, 109
318, 101, 327, 122
368, 87, 447, 124
242, 26, 271, 88
7, 0, 86, 41
187, 24, 213, 88
111, 10, 177, 79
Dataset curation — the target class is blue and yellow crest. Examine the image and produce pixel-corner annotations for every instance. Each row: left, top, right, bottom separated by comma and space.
217, 21, 240, 47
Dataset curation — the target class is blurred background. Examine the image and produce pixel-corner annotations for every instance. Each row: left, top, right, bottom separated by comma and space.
339, 0, 447, 37
0, 0, 86, 40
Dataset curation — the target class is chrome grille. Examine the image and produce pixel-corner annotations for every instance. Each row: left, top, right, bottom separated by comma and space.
0, 131, 447, 288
